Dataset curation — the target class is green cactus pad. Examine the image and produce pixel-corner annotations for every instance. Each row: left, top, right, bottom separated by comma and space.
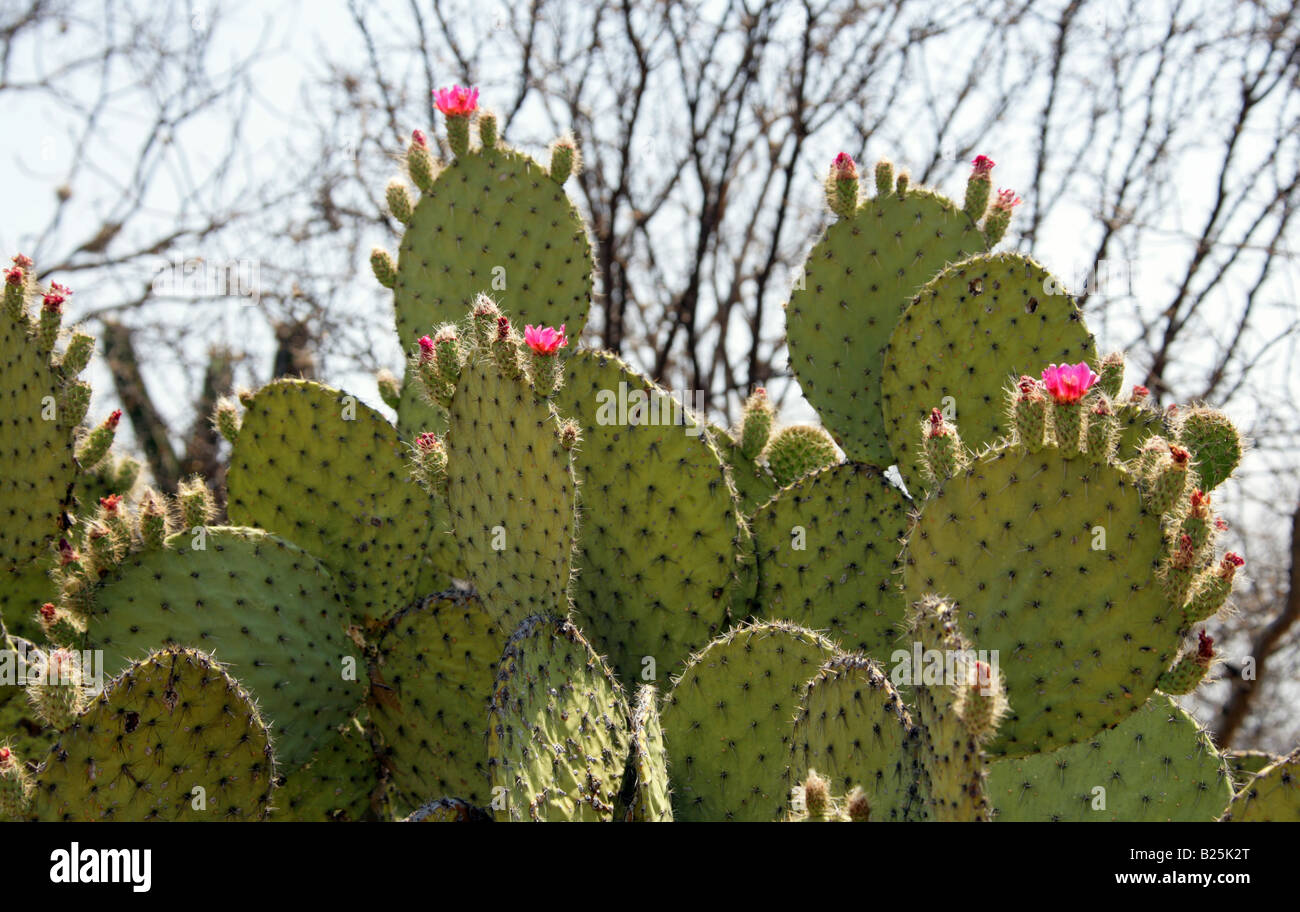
623, 684, 672, 822
786, 187, 988, 466
392, 146, 593, 352
446, 356, 577, 630
710, 430, 779, 514
554, 350, 751, 685
85, 526, 363, 769
226, 379, 434, 626
1220, 747, 1300, 821
0, 315, 78, 578
395, 365, 449, 441
662, 620, 837, 821
786, 654, 920, 822
30, 645, 275, 821
1176, 407, 1242, 492
901, 445, 1175, 758
882, 252, 1097, 492
988, 696, 1232, 821
1, 562, 57, 642
369, 590, 500, 814
273, 715, 378, 821
403, 796, 491, 822
487, 615, 629, 822
751, 463, 910, 656
1114, 399, 1164, 464
762, 424, 839, 487
1224, 749, 1279, 792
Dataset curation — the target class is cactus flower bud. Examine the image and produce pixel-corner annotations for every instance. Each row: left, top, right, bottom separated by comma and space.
873, 159, 894, 197
920, 408, 965, 482
476, 110, 499, 149
213, 396, 241, 444
1184, 553, 1242, 626
412, 129, 428, 148
548, 133, 580, 183
417, 334, 437, 363
1097, 352, 1125, 399
963, 155, 995, 221
0, 744, 32, 818
1131, 384, 1149, 401
1157, 631, 1214, 695
472, 295, 503, 344
845, 787, 870, 822
738, 387, 774, 460
386, 180, 414, 224
983, 187, 1021, 243
411, 431, 449, 492
370, 247, 398, 289
826, 153, 859, 219
3, 266, 22, 286
802, 770, 830, 818
558, 419, 582, 450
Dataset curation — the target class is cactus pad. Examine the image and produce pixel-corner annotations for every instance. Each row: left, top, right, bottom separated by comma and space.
882, 252, 1097, 491
1176, 407, 1242, 492
751, 463, 910, 656
274, 715, 378, 821
1220, 747, 1300, 821
554, 350, 750, 684
30, 645, 275, 821
369, 590, 500, 813
392, 145, 593, 351
662, 620, 837, 821
623, 684, 672, 822
446, 356, 577, 630
487, 615, 629, 821
786, 654, 919, 822
901, 445, 1174, 757
85, 526, 363, 769
786, 186, 987, 466
226, 379, 434, 626
988, 696, 1232, 821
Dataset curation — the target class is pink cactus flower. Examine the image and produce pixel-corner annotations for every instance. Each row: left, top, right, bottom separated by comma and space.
99, 494, 122, 513
1189, 489, 1210, 517
12, 254, 32, 268
1040, 363, 1098, 404
1214, 518, 1229, 532
831, 152, 857, 180
433, 86, 479, 117
496, 315, 513, 341
42, 282, 71, 311
415, 431, 442, 453
0, 747, 10, 764
57, 539, 78, 566
417, 335, 436, 362
39, 602, 57, 622
1220, 552, 1244, 577
927, 407, 948, 438
1131, 385, 1149, 399
412, 129, 428, 148
971, 155, 995, 178
4, 266, 23, 286
524, 323, 568, 355
1015, 375, 1042, 399
1168, 444, 1190, 466
994, 188, 1022, 210
106, 409, 122, 430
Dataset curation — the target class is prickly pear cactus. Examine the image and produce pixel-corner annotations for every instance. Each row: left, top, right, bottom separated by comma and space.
84, 526, 363, 769
487, 615, 629, 821
1220, 747, 1300, 822
882, 252, 1098, 492
987, 695, 1232, 821
1175, 407, 1242, 493
785, 156, 991, 466
375, 102, 593, 439
751, 462, 909, 655
274, 715, 379, 821
369, 589, 500, 814
29, 645, 275, 821
554, 350, 752, 684
786, 654, 919, 822
225, 379, 438, 627
403, 796, 492, 822
662, 621, 837, 821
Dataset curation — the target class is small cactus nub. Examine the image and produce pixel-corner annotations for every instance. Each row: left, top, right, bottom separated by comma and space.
371, 248, 398, 289
738, 387, 775, 460
825, 152, 859, 219
963, 154, 995, 221
213, 396, 242, 445
873, 159, 894, 198
982, 187, 1021, 244
386, 181, 414, 224
548, 134, 581, 184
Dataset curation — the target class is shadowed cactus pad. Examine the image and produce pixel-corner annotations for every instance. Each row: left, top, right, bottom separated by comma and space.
446, 356, 577, 630
988, 696, 1232, 821
274, 715, 378, 821
882, 253, 1097, 492
487, 615, 629, 821
786, 173, 988, 466
85, 526, 362, 769
225, 379, 434, 626
786, 654, 920, 822
901, 445, 1175, 758
403, 796, 491, 822
30, 646, 275, 821
662, 620, 837, 821
369, 590, 500, 813
751, 463, 909, 656
554, 351, 750, 685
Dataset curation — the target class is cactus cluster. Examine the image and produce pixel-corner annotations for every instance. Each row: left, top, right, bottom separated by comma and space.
0, 90, 1289, 823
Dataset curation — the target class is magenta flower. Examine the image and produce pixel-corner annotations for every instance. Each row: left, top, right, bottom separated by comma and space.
39, 602, 57, 622
1168, 444, 1190, 466
1131, 384, 1150, 399
412, 129, 428, 148
12, 254, 32, 268
417, 335, 436, 362
1189, 489, 1210, 517
106, 409, 122, 430
971, 155, 995, 178
927, 407, 949, 438
99, 494, 122, 513
433, 86, 479, 118
994, 188, 1022, 210
524, 323, 567, 355
831, 152, 857, 180
42, 281, 71, 311
4, 266, 23, 286
1040, 362, 1098, 404
415, 431, 442, 453
1221, 553, 1244, 577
